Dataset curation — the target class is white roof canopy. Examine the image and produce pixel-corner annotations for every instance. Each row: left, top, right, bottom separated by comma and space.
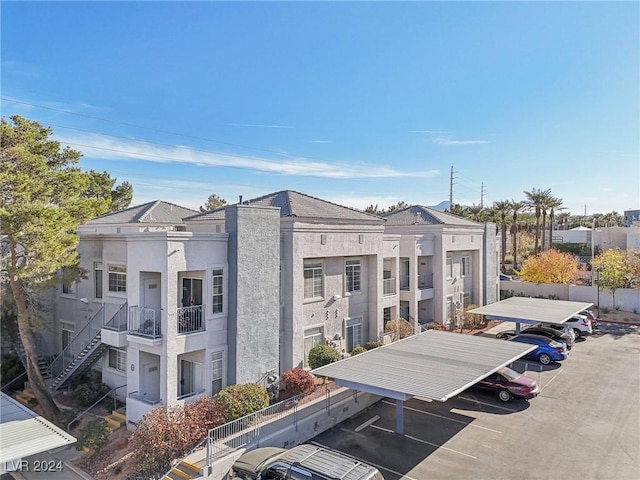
312, 330, 536, 402
0, 393, 76, 473
468, 297, 593, 325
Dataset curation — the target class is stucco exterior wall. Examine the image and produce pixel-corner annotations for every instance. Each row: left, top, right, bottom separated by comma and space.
226, 205, 281, 384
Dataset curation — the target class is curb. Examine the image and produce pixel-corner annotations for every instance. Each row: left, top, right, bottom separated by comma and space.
598, 319, 640, 326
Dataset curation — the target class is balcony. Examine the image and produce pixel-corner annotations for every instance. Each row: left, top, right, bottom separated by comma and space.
177, 305, 205, 335
383, 277, 396, 295
127, 391, 163, 424
400, 275, 410, 291
128, 306, 162, 339
418, 273, 434, 290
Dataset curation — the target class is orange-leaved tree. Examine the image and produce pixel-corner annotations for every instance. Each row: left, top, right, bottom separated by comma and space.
519, 249, 580, 284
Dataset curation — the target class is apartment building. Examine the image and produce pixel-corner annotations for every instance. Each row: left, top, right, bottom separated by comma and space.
42, 191, 497, 426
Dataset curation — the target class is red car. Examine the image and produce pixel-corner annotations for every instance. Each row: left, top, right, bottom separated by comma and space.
474, 366, 540, 402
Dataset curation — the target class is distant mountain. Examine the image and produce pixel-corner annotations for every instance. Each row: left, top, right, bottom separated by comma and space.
430, 201, 451, 212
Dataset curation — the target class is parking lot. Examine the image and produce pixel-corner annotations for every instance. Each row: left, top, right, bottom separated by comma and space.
311, 323, 640, 480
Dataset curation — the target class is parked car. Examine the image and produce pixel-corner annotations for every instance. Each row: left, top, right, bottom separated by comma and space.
499, 274, 511, 281
508, 334, 568, 365
497, 325, 574, 350
540, 323, 576, 344
230, 444, 384, 480
580, 309, 600, 329
474, 366, 540, 402
564, 314, 593, 338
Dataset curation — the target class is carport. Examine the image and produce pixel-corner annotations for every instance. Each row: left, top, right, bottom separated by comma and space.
468, 297, 593, 333
311, 330, 536, 435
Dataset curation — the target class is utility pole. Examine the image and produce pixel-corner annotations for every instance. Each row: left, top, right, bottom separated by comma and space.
480, 182, 486, 208
449, 166, 457, 208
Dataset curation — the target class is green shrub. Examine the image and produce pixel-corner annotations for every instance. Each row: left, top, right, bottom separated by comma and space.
350, 346, 366, 355
71, 382, 111, 406
281, 368, 315, 396
0, 354, 25, 391
307, 344, 342, 370
215, 383, 270, 422
76, 419, 109, 452
364, 341, 382, 350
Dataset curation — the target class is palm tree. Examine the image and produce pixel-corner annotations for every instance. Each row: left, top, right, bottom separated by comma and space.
447, 203, 468, 218
556, 211, 571, 230
493, 200, 512, 273
547, 196, 564, 249
524, 188, 552, 253
510, 200, 526, 271
466, 204, 486, 222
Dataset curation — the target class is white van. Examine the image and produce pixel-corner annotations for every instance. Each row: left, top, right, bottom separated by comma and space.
230, 443, 384, 480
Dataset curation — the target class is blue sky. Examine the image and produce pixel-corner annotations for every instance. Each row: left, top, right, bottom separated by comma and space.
2, 1, 638, 215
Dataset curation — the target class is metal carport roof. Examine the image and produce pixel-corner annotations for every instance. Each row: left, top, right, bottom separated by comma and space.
0, 392, 77, 474
467, 297, 593, 325
311, 330, 536, 434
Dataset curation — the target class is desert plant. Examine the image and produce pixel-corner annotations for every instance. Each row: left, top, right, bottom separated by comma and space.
424, 322, 447, 331
384, 317, 414, 339
130, 397, 225, 475
281, 368, 315, 396
364, 341, 382, 350
71, 382, 111, 406
307, 344, 342, 369
76, 419, 109, 452
350, 346, 367, 355
215, 383, 270, 422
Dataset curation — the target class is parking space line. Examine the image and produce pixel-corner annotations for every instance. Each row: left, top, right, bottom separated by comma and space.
310, 440, 422, 480
456, 395, 519, 413
539, 369, 563, 393
355, 415, 380, 432
382, 399, 502, 433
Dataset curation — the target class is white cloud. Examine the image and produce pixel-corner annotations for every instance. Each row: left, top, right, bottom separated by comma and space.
310, 140, 334, 144
432, 136, 489, 146
57, 132, 437, 179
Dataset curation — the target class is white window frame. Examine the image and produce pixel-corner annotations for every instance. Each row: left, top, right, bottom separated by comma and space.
303, 263, 324, 299
211, 350, 224, 395
345, 259, 361, 294
462, 255, 470, 277
61, 322, 74, 353
94, 262, 103, 299
108, 347, 126, 372
108, 265, 127, 293
211, 269, 224, 314
446, 254, 453, 279
344, 317, 362, 352
303, 327, 323, 368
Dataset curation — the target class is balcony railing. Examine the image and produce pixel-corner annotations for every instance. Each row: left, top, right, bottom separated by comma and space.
400, 275, 410, 290
177, 305, 205, 335
383, 277, 396, 295
418, 273, 434, 289
128, 306, 162, 339
103, 303, 128, 332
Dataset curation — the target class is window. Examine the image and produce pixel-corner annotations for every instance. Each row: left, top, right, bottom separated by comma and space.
181, 278, 202, 307
303, 263, 323, 298
383, 307, 392, 324
303, 327, 323, 368
446, 255, 453, 279
108, 265, 126, 293
61, 322, 74, 353
462, 255, 470, 276
179, 359, 203, 398
94, 262, 103, 299
211, 351, 223, 394
61, 268, 75, 294
345, 318, 362, 352
212, 269, 223, 314
345, 260, 361, 293
108, 347, 126, 371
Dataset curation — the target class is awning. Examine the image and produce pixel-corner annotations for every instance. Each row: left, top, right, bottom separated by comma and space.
467, 297, 593, 325
0, 392, 77, 474
312, 330, 535, 433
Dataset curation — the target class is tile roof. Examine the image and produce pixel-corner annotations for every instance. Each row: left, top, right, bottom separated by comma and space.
382, 205, 481, 226
187, 190, 383, 223
87, 201, 198, 225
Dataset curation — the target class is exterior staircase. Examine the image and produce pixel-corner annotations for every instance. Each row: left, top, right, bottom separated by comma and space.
104, 409, 127, 432
163, 459, 202, 480
13, 335, 52, 380
49, 332, 108, 391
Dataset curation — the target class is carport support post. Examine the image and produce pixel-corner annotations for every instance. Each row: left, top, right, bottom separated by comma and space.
515, 322, 521, 334
395, 399, 404, 435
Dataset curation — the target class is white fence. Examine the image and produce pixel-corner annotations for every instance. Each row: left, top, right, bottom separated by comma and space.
500, 281, 640, 313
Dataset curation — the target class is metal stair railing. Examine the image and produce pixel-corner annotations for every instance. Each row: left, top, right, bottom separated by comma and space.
67, 384, 127, 432
49, 305, 105, 386
12, 332, 54, 380
50, 336, 108, 391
